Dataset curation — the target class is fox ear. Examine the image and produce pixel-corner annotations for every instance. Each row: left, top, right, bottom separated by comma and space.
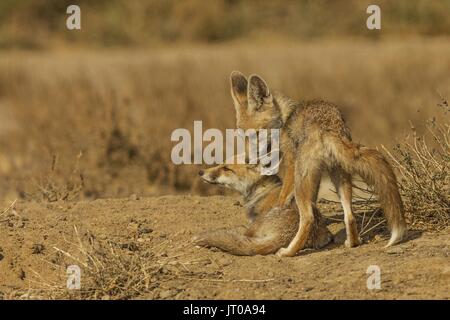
230, 71, 248, 110
248, 74, 272, 111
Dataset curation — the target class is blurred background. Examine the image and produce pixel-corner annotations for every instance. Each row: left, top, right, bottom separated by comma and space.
0, 0, 449, 203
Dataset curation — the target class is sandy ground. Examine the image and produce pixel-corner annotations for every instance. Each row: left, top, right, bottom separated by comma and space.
0, 195, 448, 300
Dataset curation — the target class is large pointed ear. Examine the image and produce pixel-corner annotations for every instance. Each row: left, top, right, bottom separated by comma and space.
247, 74, 272, 111
230, 71, 248, 110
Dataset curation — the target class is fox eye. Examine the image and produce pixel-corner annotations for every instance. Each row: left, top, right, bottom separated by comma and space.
223, 167, 234, 173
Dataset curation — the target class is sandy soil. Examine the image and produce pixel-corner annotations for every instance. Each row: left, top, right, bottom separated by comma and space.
0, 195, 448, 300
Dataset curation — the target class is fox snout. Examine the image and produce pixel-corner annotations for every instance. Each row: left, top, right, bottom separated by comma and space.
199, 169, 217, 184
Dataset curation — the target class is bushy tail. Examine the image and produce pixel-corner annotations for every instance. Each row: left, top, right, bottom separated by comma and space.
192, 227, 279, 256
326, 136, 407, 246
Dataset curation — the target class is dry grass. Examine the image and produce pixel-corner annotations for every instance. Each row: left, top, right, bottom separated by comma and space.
33, 152, 84, 202
320, 187, 387, 239
383, 97, 450, 231
7, 226, 216, 300
1, 0, 450, 49
52, 227, 179, 300
1, 39, 449, 204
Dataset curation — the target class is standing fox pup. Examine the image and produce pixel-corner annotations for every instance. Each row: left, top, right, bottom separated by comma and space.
230, 71, 407, 257
193, 163, 332, 255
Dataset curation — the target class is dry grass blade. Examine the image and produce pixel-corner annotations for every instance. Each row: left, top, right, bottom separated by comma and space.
0, 199, 17, 218
381, 96, 449, 231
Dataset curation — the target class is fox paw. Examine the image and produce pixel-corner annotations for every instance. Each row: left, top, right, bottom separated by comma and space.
345, 237, 362, 248
276, 247, 296, 257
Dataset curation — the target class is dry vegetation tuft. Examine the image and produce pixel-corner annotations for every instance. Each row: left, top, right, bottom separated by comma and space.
33, 152, 84, 202
10, 226, 215, 300
383, 96, 450, 231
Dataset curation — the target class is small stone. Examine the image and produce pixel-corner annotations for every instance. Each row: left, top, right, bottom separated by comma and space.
374, 235, 383, 242
386, 247, 404, 255
217, 256, 232, 267
101, 295, 110, 300
159, 290, 173, 299
31, 243, 45, 254
127, 222, 139, 233
13, 219, 25, 228
120, 242, 139, 251
17, 269, 26, 280
129, 194, 140, 201
139, 227, 153, 235
175, 292, 184, 299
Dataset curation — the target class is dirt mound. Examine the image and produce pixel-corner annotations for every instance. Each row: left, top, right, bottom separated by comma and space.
0, 196, 448, 299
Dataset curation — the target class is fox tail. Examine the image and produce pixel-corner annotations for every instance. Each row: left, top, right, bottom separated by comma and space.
326, 136, 407, 246
192, 227, 279, 256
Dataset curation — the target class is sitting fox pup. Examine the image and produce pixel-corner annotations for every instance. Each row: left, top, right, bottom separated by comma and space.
193, 163, 332, 255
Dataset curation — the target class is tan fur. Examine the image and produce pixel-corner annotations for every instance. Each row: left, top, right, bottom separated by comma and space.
193, 163, 333, 255
230, 72, 407, 256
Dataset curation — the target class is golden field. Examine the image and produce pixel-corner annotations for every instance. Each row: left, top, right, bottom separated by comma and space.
1, 38, 449, 203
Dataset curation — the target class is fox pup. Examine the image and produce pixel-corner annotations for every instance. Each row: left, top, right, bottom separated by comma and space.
193, 163, 332, 255
230, 71, 407, 256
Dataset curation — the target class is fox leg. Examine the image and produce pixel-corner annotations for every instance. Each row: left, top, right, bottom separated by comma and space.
277, 150, 295, 208
277, 164, 295, 208
277, 156, 322, 257
329, 168, 361, 247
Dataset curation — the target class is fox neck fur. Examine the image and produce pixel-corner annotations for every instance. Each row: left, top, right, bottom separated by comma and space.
272, 91, 299, 125
242, 174, 282, 221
